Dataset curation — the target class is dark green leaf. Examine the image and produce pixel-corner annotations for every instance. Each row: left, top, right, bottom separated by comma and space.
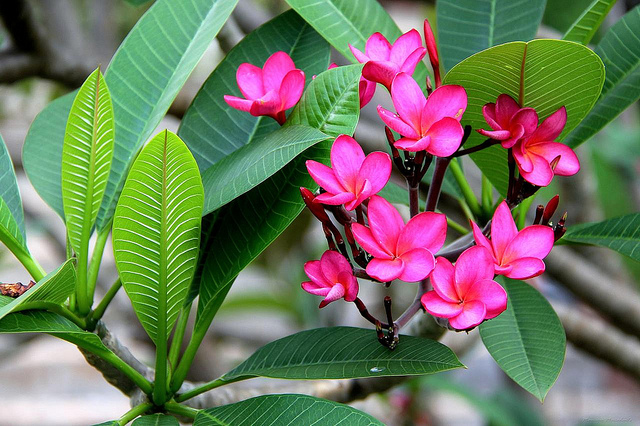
479, 278, 565, 402
437, 0, 546, 72
443, 40, 604, 194
201, 125, 329, 214
0, 132, 25, 240
0, 260, 75, 322
192, 64, 361, 332
132, 414, 179, 425
563, 0, 618, 45
286, 0, 429, 83
565, 6, 640, 147
178, 9, 330, 171
218, 326, 463, 383
562, 213, 640, 261
194, 394, 384, 426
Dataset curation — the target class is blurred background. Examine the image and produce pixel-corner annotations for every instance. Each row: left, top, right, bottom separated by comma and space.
0, 0, 639, 424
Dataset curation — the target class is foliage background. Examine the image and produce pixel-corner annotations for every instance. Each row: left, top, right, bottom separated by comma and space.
0, 0, 638, 424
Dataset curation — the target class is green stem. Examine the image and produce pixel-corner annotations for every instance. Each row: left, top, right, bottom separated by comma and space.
117, 402, 152, 426
481, 175, 493, 218
517, 195, 536, 229
164, 402, 200, 419
76, 236, 90, 316
87, 223, 111, 306
175, 378, 230, 403
448, 159, 482, 218
458, 199, 475, 223
170, 323, 207, 394
169, 303, 191, 371
87, 278, 122, 330
101, 350, 154, 395
0, 235, 46, 281
445, 215, 468, 235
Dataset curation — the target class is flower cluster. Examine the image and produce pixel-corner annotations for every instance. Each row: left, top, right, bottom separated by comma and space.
224, 18, 577, 343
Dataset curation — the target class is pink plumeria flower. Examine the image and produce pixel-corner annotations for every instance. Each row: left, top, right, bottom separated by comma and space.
423, 18, 441, 87
306, 135, 391, 211
512, 106, 580, 186
377, 73, 467, 156
349, 30, 426, 91
478, 94, 538, 148
421, 246, 507, 330
471, 201, 555, 280
302, 250, 358, 308
352, 195, 447, 282
325, 63, 375, 108
224, 51, 305, 125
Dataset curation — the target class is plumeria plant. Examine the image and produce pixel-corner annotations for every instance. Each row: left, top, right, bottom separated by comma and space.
1, 0, 639, 424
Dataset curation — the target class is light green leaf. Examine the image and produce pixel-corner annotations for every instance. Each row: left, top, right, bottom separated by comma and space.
62, 68, 114, 253
113, 131, 203, 345
479, 278, 566, 402
286, 0, 429, 83
0, 297, 112, 356
201, 125, 329, 214
437, 0, 546, 72
178, 9, 330, 171
443, 40, 604, 194
564, 6, 640, 147
563, 0, 617, 45
0, 133, 25, 240
0, 260, 75, 321
562, 213, 640, 261
193, 64, 361, 332
132, 414, 179, 426
0, 196, 29, 260
23, 0, 238, 227
194, 394, 384, 426
218, 327, 463, 383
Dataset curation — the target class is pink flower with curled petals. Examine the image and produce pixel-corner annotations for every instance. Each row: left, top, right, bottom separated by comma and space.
349, 30, 426, 91
302, 250, 358, 308
421, 246, 507, 330
325, 63, 375, 108
471, 201, 555, 280
224, 51, 305, 125
478, 94, 538, 148
352, 195, 447, 282
512, 106, 580, 187
377, 73, 467, 156
306, 135, 391, 211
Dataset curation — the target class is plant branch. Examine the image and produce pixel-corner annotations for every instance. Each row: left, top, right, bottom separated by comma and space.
425, 157, 451, 212
117, 403, 152, 426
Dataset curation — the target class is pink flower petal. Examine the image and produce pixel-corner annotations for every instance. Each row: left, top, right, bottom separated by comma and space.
352, 223, 393, 259
449, 300, 486, 330
482, 103, 499, 129
236, 63, 264, 99
320, 250, 351, 284
330, 135, 365, 192
397, 212, 447, 255
421, 84, 467, 130
377, 106, 420, 139
363, 60, 399, 90
513, 140, 534, 173
359, 78, 376, 108
302, 281, 331, 297
319, 284, 346, 308
398, 248, 435, 282
344, 179, 371, 211
465, 279, 507, 319
478, 129, 512, 140
391, 73, 426, 132
430, 257, 459, 303
504, 257, 546, 280
339, 271, 359, 302
365, 32, 392, 61
262, 51, 295, 93
367, 195, 404, 254
394, 136, 430, 152
399, 47, 427, 75
314, 191, 356, 206
495, 94, 520, 128
421, 291, 463, 318
512, 107, 538, 135
306, 160, 346, 194
502, 225, 554, 264
224, 95, 253, 112
518, 151, 554, 187
470, 220, 493, 256
357, 152, 391, 194
303, 260, 328, 287
366, 257, 404, 282
249, 91, 281, 117
349, 44, 370, 63
500, 123, 525, 149
425, 117, 464, 157
390, 29, 422, 64
279, 70, 305, 110
530, 106, 567, 142
454, 246, 495, 296
490, 201, 518, 261
528, 142, 580, 177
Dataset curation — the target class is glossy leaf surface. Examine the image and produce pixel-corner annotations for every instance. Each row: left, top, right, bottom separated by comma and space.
0, 133, 25, 239
563, 0, 618, 45
562, 213, 640, 261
